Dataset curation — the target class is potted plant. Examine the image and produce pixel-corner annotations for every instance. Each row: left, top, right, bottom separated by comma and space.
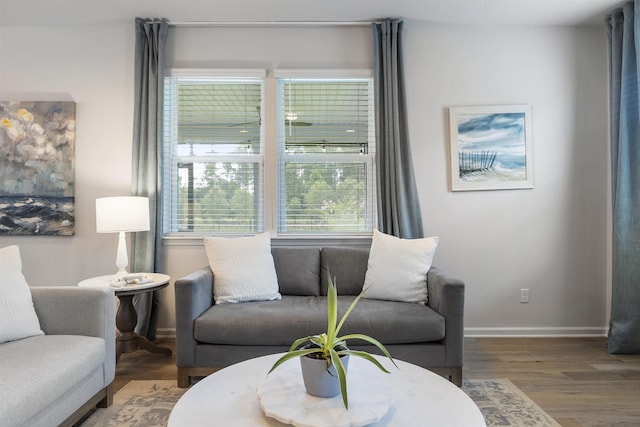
267, 274, 397, 409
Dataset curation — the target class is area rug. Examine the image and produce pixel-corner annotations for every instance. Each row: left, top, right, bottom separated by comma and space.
80, 381, 187, 427
464, 379, 561, 427
81, 379, 560, 426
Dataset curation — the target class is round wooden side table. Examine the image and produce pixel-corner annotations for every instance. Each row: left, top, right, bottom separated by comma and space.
79, 273, 172, 362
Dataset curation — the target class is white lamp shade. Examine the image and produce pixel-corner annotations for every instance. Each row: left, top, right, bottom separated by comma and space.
96, 196, 150, 233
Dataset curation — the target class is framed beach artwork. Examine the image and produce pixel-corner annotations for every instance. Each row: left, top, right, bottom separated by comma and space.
0, 101, 76, 235
449, 105, 533, 191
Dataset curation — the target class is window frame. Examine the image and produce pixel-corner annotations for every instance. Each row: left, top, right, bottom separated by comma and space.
161, 68, 376, 242
275, 74, 376, 235
162, 69, 267, 236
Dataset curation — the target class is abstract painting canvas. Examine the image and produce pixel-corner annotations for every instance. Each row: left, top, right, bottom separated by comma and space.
0, 101, 75, 235
449, 105, 533, 191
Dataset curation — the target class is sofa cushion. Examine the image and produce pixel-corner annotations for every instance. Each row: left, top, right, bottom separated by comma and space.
363, 230, 439, 304
320, 247, 370, 296
0, 245, 44, 344
204, 233, 281, 304
272, 248, 320, 296
194, 295, 445, 346
0, 334, 105, 427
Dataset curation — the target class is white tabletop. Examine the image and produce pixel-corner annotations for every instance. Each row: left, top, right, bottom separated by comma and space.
78, 273, 170, 293
168, 354, 486, 427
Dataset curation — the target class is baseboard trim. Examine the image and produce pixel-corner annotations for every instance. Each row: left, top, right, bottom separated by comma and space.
157, 327, 608, 339
464, 326, 608, 337
156, 328, 176, 339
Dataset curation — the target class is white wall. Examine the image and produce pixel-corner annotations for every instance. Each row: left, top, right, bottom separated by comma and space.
404, 23, 609, 335
0, 20, 609, 336
0, 22, 135, 283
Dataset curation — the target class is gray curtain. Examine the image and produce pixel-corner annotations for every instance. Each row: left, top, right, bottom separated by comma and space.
607, 1, 640, 354
372, 19, 424, 238
130, 17, 168, 340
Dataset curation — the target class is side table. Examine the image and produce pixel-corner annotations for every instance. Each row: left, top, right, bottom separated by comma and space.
79, 273, 172, 362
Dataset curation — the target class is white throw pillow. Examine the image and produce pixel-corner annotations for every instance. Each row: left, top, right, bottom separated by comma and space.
0, 245, 44, 343
362, 230, 439, 304
204, 233, 281, 304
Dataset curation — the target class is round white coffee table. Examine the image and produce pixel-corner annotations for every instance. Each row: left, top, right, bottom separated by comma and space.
168, 354, 485, 427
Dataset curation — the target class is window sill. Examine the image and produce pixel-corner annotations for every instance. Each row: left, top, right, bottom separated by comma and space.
161, 234, 372, 247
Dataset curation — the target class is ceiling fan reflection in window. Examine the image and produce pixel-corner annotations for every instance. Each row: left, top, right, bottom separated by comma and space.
228, 106, 313, 128
284, 112, 312, 127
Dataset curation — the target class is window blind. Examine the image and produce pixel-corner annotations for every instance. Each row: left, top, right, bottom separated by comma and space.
163, 75, 264, 233
277, 78, 376, 233
176, 79, 262, 153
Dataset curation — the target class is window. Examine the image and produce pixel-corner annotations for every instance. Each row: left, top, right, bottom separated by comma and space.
162, 70, 375, 237
163, 71, 264, 234
277, 78, 376, 233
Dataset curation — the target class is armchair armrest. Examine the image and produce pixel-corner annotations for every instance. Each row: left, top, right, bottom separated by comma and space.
427, 267, 465, 367
31, 286, 115, 339
174, 267, 214, 368
30, 286, 116, 384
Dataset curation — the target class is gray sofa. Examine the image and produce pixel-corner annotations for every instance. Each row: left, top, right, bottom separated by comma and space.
175, 247, 464, 388
0, 286, 116, 427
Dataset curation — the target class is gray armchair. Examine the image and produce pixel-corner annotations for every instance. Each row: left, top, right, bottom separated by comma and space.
0, 286, 115, 427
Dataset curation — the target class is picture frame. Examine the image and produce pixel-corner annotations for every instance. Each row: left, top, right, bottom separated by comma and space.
0, 101, 76, 235
449, 104, 533, 191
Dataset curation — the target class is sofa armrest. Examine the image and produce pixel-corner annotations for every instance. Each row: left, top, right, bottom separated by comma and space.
174, 267, 214, 367
427, 267, 465, 367
30, 286, 116, 384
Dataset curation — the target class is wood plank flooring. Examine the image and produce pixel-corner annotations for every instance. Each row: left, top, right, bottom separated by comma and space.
464, 338, 640, 426
115, 337, 640, 426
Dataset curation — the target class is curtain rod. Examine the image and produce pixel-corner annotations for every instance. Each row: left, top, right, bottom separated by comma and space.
168, 20, 377, 27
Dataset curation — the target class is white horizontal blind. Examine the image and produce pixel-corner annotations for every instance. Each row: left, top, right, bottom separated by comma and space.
163, 75, 264, 234
277, 78, 376, 233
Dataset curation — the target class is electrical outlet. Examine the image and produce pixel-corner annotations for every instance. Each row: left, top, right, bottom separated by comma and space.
520, 288, 530, 303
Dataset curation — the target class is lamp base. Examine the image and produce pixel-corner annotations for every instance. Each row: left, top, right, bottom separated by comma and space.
115, 231, 129, 277
114, 268, 129, 278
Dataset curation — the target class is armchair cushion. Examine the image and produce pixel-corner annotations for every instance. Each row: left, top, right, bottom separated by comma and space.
0, 245, 43, 344
0, 335, 106, 427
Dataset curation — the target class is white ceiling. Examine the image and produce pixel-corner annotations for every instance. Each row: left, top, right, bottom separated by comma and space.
0, 0, 626, 28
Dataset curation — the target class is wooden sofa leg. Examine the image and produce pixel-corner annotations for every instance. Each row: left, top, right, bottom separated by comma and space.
178, 368, 191, 388
451, 367, 463, 387
59, 385, 114, 427
97, 384, 113, 408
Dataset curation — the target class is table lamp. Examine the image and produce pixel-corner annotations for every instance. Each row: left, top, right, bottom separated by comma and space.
96, 196, 150, 276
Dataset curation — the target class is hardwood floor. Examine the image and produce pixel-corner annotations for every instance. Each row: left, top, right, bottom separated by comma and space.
464, 338, 640, 426
115, 337, 640, 426
112, 338, 179, 394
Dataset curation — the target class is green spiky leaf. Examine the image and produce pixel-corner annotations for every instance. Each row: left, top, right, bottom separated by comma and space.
267, 348, 321, 375
330, 347, 349, 409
